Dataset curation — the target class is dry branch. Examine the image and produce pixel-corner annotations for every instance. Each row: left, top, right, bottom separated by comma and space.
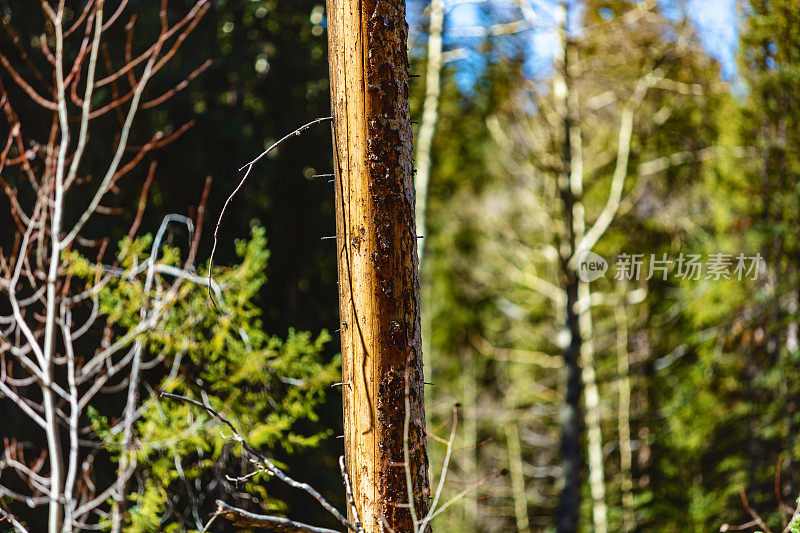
207, 116, 332, 305
214, 501, 342, 533
0, 2, 211, 530
159, 392, 360, 532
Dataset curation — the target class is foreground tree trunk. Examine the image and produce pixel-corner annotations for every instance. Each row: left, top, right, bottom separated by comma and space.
326, 1, 431, 531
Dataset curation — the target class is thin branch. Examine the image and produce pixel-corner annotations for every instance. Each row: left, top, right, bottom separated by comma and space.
339, 456, 363, 532
61, 0, 196, 246
208, 116, 333, 304
141, 58, 213, 109
0, 51, 58, 110
65, 0, 104, 189
424, 472, 504, 522
0, 378, 47, 428
238, 116, 333, 171
214, 501, 342, 533
738, 488, 773, 533
94, 1, 207, 88
0, 505, 31, 533
570, 67, 664, 268
419, 405, 458, 533
637, 146, 753, 177
160, 392, 359, 533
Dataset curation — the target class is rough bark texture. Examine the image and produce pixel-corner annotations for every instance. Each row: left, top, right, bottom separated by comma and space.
325, 0, 430, 531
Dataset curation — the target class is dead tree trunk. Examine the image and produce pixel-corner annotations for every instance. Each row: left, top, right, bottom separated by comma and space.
326, 1, 431, 531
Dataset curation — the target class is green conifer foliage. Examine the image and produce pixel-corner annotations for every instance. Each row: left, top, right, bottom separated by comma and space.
63, 227, 337, 531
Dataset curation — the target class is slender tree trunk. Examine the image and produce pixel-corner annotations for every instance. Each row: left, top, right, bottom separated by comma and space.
567, 48, 607, 529
615, 295, 635, 532
578, 281, 608, 533
506, 422, 530, 532
326, 1, 431, 530
463, 346, 480, 529
557, 274, 582, 533
46, 7, 71, 529
418, 0, 444, 447
554, 8, 581, 528
555, 8, 610, 528
417, 0, 444, 391
414, 0, 444, 265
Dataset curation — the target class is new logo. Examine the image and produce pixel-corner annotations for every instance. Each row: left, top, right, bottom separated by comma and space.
577, 250, 608, 282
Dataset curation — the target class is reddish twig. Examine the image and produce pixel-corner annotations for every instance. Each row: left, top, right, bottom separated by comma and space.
141, 59, 213, 109
0, 51, 57, 110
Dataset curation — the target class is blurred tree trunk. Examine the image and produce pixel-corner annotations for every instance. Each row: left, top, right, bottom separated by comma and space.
554, 10, 607, 531
579, 280, 608, 533
506, 406, 531, 532
553, 12, 581, 532
326, 0, 431, 531
463, 346, 480, 528
615, 291, 636, 532
415, 0, 444, 266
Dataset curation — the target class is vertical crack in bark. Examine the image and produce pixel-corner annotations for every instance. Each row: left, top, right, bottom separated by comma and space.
328, 0, 430, 529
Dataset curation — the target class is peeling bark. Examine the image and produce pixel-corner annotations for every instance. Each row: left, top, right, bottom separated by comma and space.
326, 0, 431, 530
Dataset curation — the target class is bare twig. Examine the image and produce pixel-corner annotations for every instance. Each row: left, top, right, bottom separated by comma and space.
214, 501, 342, 533
159, 392, 359, 533
0, 2, 211, 528
737, 488, 773, 533
339, 456, 363, 532
419, 405, 458, 533
207, 116, 333, 306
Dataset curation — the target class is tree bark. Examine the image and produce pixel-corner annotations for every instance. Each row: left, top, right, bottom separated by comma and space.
326, 1, 431, 531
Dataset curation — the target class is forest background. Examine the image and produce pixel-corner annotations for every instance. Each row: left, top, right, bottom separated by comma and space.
1, 0, 798, 531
